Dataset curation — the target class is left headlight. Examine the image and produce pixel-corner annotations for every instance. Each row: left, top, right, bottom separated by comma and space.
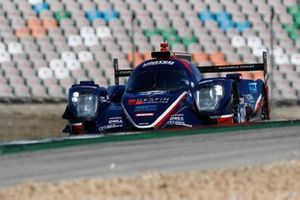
71, 91, 98, 119
195, 84, 224, 112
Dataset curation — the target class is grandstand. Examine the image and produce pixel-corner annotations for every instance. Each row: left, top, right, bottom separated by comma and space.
0, 0, 299, 103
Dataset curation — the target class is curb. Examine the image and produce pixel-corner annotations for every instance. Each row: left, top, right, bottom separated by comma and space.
1, 120, 300, 156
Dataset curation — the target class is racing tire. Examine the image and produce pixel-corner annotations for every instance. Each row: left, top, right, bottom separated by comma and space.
231, 84, 239, 123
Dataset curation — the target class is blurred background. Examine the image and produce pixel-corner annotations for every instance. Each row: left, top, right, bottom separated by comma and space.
0, 0, 299, 141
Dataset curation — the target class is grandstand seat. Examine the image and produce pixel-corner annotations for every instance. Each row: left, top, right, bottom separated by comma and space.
198, 11, 215, 22
246, 36, 262, 48
92, 18, 106, 27
144, 28, 160, 38
235, 21, 251, 32
70, 68, 88, 81
127, 52, 144, 66
290, 53, 300, 65
86, 10, 102, 21
65, 59, 81, 71
172, 43, 185, 51
252, 45, 267, 57
25, 75, 41, 86
273, 46, 285, 56
38, 67, 53, 80
27, 18, 42, 29
28, 0, 43, 5
33, 2, 49, 14
187, 43, 201, 53
53, 67, 70, 80
96, 26, 112, 38
31, 26, 47, 38
59, 78, 75, 91
275, 54, 290, 65
192, 52, 208, 64
102, 10, 119, 22
80, 26, 95, 38
13, 85, 31, 99
215, 11, 231, 23
0, 43, 5, 51
182, 36, 198, 48
15, 27, 31, 38
8, 42, 23, 54
84, 35, 99, 47
30, 85, 48, 99
39, 10, 53, 19
68, 35, 83, 47
219, 21, 235, 32
19, 66, 36, 78
0, 51, 11, 63
78, 51, 93, 62
209, 52, 227, 65
42, 18, 57, 29
240, 72, 254, 79
61, 51, 76, 62
47, 84, 65, 99
7, 75, 25, 86
49, 58, 64, 70
0, 85, 14, 100
54, 9, 71, 22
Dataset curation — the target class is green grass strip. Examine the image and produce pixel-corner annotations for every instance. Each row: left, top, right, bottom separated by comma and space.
1, 120, 300, 156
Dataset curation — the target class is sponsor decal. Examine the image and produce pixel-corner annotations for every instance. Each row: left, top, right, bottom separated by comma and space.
244, 94, 254, 102
99, 124, 123, 131
128, 99, 136, 105
134, 105, 157, 112
142, 60, 174, 67
99, 117, 123, 131
167, 113, 192, 127
99, 95, 109, 103
136, 100, 144, 105
137, 122, 149, 126
135, 97, 170, 104
135, 113, 154, 117
122, 92, 188, 129
169, 113, 185, 121
248, 82, 257, 93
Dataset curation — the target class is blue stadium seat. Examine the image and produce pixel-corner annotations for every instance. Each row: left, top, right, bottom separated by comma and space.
235, 21, 251, 32
102, 10, 118, 22
198, 11, 215, 22
215, 11, 231, 23
86, 10, 102, 22
219, 19, 235, 32
33, 2, 49, 14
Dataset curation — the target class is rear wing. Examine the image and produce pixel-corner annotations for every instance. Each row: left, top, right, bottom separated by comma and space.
114, 52, 268, 85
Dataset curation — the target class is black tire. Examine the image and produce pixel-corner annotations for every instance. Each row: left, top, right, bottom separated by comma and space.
260, 88, 270, 120
231, 84, 239, 123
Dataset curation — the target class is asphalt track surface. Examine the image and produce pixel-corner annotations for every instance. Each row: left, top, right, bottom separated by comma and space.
1, 126, 300, 188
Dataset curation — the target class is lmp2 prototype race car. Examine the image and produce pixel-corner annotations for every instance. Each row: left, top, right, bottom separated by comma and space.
62, 42, 270, 135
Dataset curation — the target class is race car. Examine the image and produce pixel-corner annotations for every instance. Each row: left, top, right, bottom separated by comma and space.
62, 42, 270, 135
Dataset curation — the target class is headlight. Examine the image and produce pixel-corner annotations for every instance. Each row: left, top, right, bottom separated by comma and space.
71, 92, 98, 119
196, 84, 224, 112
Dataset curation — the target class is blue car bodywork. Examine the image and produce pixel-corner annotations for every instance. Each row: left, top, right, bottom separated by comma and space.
62, 48, 270, 135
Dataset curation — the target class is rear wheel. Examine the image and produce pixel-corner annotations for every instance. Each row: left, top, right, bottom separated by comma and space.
260, 88, 270, 120
231, 85, 239, 123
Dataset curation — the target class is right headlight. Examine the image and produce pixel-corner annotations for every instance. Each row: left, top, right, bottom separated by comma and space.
195, 84, 224, 112
71, 91, 99, 119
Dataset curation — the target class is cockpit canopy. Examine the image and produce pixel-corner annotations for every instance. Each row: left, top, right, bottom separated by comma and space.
126, 67, 189, 93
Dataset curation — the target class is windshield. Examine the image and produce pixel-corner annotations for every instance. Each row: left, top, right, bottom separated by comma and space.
127, 69, 189, 92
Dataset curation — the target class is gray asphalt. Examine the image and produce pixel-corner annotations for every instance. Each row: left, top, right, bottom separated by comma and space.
1, 126, 300, 188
